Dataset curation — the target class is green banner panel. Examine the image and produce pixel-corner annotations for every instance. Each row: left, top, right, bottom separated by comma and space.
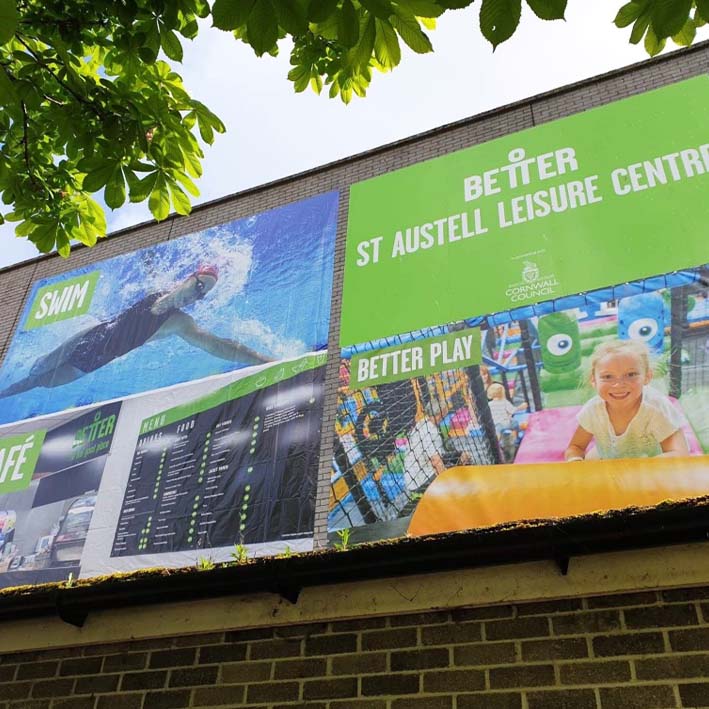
341, 76, 709, 346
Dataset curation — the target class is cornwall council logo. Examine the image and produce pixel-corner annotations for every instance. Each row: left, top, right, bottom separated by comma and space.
522, 261, 540, 283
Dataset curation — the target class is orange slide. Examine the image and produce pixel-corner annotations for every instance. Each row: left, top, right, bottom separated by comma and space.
408, 455, 709, 537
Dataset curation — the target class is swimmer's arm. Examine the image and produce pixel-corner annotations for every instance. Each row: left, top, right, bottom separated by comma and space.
565, 425, 593, 461
659, 429, 690, 457
163, 312, 273, 364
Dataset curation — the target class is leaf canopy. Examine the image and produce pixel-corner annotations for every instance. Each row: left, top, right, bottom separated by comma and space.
0, 0, 705, 256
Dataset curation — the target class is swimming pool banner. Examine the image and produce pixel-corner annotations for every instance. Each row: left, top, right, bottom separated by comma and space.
0, 402, 121, 589
341, 76, 709, 347
0, 191, 338, 425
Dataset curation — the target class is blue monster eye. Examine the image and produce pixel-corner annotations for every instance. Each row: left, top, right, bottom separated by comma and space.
628, 318, 659, 342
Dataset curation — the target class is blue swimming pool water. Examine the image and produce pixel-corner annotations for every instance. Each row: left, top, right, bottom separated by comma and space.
0, 192, 338, 424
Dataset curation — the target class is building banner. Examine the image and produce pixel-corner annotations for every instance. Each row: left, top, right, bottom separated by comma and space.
0, 192, 338, 590
110, 354, 325, 560
0, 402, 121, 588
332, 77, 709, 545
341, 77, 709, 347
0, 192, 338, 424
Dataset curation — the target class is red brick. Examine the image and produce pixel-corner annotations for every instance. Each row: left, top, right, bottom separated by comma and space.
246, 681, 300, 703
361, 627, 417, 651
192, 685, 246, 706
249, 638, 302, 660
143, 690, 191, 709
522, 638, 588, 661
16, 662, 58, 680
305, 633, 357, 656
552, 611, 621, 636
593, 631, 665, 657
221, 660, 272, 684
679, 682, 709, 707
303, 677, 358, 700
421, 622, 482, 646
458, 692, 522, 709
559, 659, 630, 685
598, 685, 676, 709
274, 657, 326, 679
361, 673, 419, 696
423, 668, 485, 692
454, 641, 517, 667
624, 603, 697, 629
636, 653, 709, 679
527, 689, 597, 709
486, 617, 550, 640
331, 652, 387, 675
391, 648, 449, 671
489, 664, 555, 689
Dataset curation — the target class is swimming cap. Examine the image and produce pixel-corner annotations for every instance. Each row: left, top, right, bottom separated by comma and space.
195, 264, 219, 280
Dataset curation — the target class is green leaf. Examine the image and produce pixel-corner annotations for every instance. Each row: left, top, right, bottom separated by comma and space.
614, 1, 642, 28
247, 0, 279, 55
56, 230, 71, 258
360, 0, 394, 20
104, 168, 126, 209
391, 7, 433, 53
307, 0, 339, 23
696, 0, 709, 23
650, 0, 692, 38
350, 16, 376, 69
160, 26, 184, 61
168, 181, 191, 215
213, 0, 255, 30
149, 174, 171, 221
644, 23, 666, 55
273, 0, 308, 34
339, 0, 361, 47
0, 66, 18, 106
374, 19, 401, 69
83, 162, 118, 192
480, 0, 522, 49
525, 0, 566, 20
0, 0, 17, 45
672, 17, 696, 46
437, 0, 474, 7
397, 0, 444, 17
31, 222, 57, 254
629, 8, 651, 44
174, 170, 200, 196
129, 171, 158, 202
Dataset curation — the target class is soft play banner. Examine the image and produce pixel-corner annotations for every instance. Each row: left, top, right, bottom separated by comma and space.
0, 192, 338, 424
329, 266, 709, 546
0, 402, 121, 589
341, 77, 709, 346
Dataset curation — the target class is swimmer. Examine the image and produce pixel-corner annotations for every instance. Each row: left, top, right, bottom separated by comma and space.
0, 265, 272, 397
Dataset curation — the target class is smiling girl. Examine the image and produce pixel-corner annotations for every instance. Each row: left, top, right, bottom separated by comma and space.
564, 339, 689, 461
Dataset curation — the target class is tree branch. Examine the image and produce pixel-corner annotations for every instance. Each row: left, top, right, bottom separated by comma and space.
16, 34, 108, 119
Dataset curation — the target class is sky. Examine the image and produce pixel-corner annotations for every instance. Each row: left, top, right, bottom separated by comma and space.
1, 1, 705, 269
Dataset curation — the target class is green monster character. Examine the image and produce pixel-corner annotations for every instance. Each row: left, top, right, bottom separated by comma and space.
538, 312, 581, 374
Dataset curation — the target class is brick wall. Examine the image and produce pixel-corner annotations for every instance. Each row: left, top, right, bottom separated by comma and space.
4, 586, 709, 708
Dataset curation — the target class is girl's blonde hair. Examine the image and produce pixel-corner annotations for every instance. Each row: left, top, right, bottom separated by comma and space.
589, 339, 651, 378
487, 382, 506, 399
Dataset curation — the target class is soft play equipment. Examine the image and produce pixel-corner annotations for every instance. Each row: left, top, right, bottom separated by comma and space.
407, 455, 709, 537
513, 399, 702, 465
618, 292, 665, 354
538, 312, 581, 374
